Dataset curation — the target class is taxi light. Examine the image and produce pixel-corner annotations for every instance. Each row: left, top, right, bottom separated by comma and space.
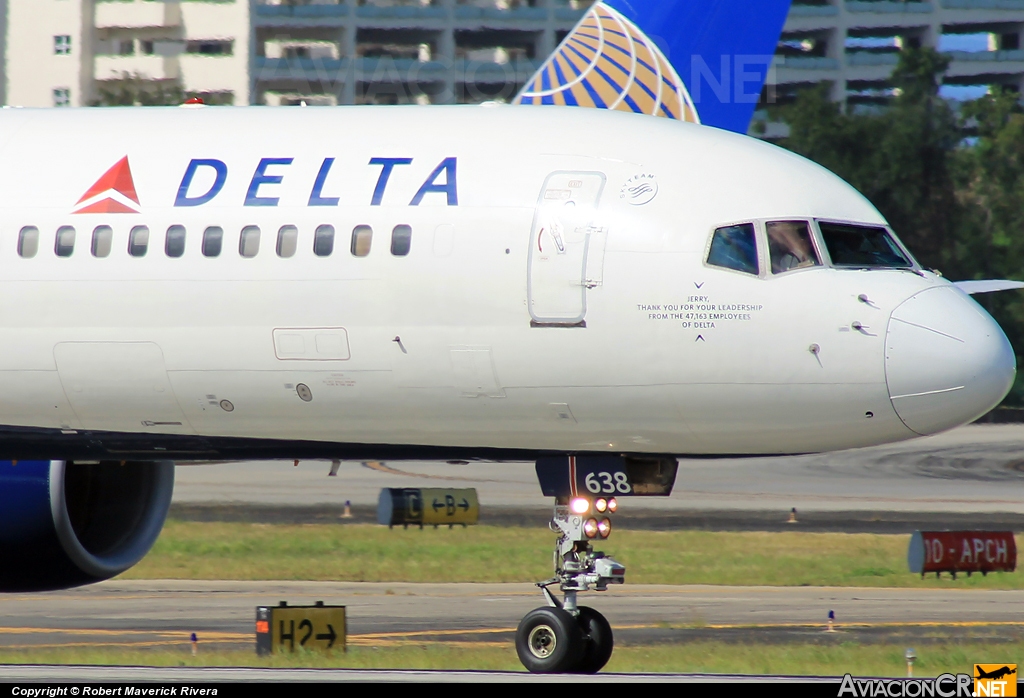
583, 518, 599, 538
595, 498, 608, 513
607, 497, 618, 513
597, 517, 611, 539
570, 497, 590, 515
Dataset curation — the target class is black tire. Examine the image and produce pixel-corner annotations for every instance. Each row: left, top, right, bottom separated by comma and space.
573, 606, 614, 674
515, 607, 584, 673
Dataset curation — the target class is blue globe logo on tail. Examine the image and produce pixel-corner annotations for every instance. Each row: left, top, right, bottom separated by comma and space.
515, 3, 698, 124
515, 0, 793, 135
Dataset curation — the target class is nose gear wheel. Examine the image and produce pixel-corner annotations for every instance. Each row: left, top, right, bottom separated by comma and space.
516, 498, 624, 673
515, 607, 583, 673
527, 625, 556, 659
572, 606, 614, 674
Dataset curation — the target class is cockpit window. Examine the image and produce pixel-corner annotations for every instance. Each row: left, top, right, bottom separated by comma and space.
707, 223, 758, 275
818, 222, 912, 268
766, 221, 820, 274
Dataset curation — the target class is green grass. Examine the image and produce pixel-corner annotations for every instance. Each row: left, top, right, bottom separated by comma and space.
122, 522, 1023, 588
0, 642, 1014, 677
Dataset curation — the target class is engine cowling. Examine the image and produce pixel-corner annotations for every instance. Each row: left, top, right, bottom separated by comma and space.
0, 459, 173, 591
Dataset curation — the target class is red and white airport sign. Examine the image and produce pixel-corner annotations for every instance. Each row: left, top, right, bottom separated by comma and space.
908, 531, 1017, 577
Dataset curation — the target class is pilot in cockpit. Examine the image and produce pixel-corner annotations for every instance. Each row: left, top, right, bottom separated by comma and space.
766, 221, 821, 274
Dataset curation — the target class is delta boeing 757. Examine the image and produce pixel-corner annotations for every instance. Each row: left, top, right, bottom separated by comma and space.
0, 0, 1017, 673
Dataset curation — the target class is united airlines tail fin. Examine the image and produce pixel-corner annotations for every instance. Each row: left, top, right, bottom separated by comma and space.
513, 0, 792, 134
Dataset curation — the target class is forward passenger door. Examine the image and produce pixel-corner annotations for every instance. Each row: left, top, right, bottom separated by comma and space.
527, 172, 607, 327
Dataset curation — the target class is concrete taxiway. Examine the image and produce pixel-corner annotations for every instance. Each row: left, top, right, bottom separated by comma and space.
172, 424, 1024, 514
0, 581, 1020, 653
5, 424, 1024, 680
0, 666, 833, 683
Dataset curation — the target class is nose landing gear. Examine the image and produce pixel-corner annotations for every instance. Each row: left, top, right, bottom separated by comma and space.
515, 496, 623, 673
574, 605, 615, 673
516, 607, 584, 673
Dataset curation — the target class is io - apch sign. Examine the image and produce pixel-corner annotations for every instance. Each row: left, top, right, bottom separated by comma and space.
908, 531, 1017, 578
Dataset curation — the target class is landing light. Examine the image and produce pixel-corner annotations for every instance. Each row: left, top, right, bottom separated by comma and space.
607, 498, 618, 513
583, 518, 599, 538
570, 497, 590, 515
595, 498, 608, 513
597, 518, 611, 539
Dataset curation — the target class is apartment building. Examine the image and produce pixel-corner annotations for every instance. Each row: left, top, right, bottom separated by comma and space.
3, 0, 1024, 113
4, 0, 249, 107
0, 0, 7, 105
780, 1, 1024, 106
252, 0, 591, 106
252, 0, 1024, 109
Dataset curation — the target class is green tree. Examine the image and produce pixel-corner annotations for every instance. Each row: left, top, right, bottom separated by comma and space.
776, 47, 1024, 406
954, 90, 1024, 281
92, 73, 186, 107
778, 47, 961, 271
91, 73, 234, 107
953, 90, 1024, 402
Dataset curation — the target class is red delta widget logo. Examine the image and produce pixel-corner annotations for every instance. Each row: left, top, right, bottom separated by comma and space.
73, 156, 141, 214
72, 155, 460, 213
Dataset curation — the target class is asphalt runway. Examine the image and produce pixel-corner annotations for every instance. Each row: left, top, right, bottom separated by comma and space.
0, 666, 826, 683
6, 425, 1024, 681
172, 424, 1024, 515
0, 580, 1020, 656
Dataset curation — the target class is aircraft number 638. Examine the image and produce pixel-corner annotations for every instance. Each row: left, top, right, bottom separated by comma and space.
585, 471, 632, 495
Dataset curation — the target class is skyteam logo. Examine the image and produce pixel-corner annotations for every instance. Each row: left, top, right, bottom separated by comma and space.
73, 156, 141, 214
620, 174, 658, 206
514, 2, 699, 123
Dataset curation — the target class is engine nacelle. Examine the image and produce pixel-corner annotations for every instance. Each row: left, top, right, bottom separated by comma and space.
0, 460, 174, 591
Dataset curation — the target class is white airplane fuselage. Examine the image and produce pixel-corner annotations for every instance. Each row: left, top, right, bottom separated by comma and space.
0, 104, 1013, 458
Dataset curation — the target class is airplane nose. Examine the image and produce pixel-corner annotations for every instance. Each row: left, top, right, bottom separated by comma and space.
885, 286, 1015, 435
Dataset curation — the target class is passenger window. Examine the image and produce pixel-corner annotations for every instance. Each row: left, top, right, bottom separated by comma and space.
165, 225, 186, 258
91, 226, 112, 258
55, 226, 76, 258
276, 225, 297, 258
706, 223, 758, 275
766, 221, 820, 274
239, 226, 261, 258
391, 224, 412, 256
202, 226, 223, 257
351, 225, 372, 257
18, 226, 39, 258
819, 221, 913, 268
313, 224, 334, 257
128, 226, 149, 257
